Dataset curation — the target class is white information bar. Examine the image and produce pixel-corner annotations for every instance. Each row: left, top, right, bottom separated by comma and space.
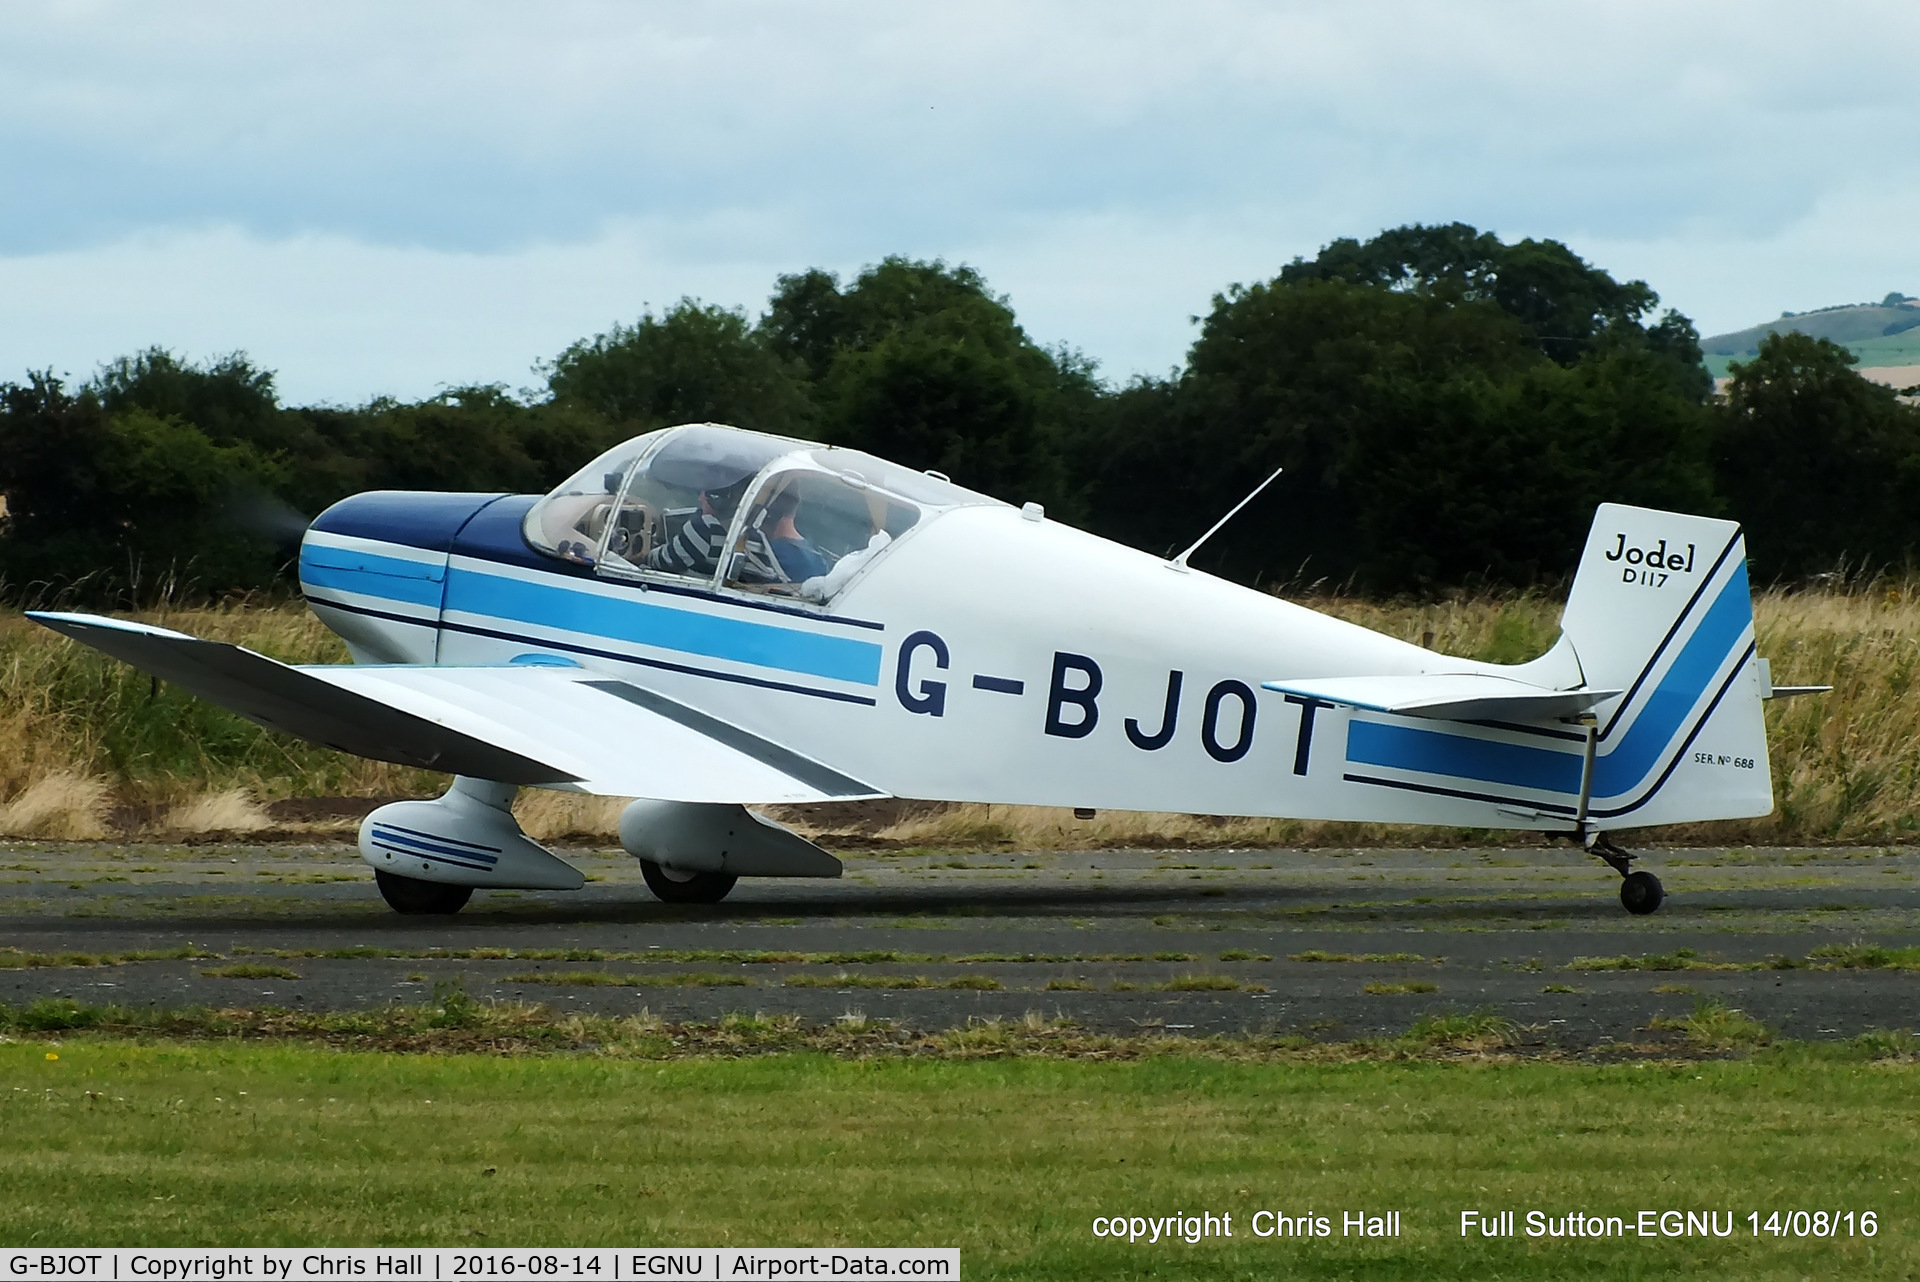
1, 1251, 958, 1282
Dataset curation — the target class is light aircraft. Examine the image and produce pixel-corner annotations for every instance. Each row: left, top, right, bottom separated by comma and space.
30, 422, 1823, 917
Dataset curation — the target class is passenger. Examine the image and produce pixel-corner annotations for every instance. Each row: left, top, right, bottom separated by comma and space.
762, 488, 834, 583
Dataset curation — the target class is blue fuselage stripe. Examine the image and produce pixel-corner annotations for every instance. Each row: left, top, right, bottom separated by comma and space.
442, 567, 883, 686
1343, 563, 1752, 801
1346, 721, 1584, 794
300, 558, 447, 608
304, 545, 445, 581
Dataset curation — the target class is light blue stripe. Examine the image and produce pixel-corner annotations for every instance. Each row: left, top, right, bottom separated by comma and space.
443, 566, 883, 686
1343, 565, 1752, 801
301, 558, 447, 608
1347, 720, 1583, 793
302, 545, 445, 581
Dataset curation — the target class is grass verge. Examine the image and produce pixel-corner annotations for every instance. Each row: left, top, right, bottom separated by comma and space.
1650, 999, 1773, 1050
2, 1021, 1916, 1276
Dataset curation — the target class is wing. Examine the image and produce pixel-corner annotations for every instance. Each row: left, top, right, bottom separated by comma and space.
29, 611, 882, 804
1260, 673, 1622, 722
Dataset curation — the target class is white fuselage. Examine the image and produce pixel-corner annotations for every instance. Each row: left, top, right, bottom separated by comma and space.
304, 499, 1578, 827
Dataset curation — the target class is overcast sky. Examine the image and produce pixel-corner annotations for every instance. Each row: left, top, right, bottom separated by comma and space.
3, 1, 1916, 404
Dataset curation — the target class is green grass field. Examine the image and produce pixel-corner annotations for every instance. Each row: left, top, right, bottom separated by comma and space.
3, 1036, 1914, 1278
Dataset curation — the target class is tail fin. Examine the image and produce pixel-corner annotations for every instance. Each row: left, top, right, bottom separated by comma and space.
1559, 503, 1772, 829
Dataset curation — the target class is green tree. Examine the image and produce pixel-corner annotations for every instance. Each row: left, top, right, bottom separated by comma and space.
765, 257, 1097, 512
1278, 222, 1710, 398
326, 387, 619, 497
1350, 348, 1718, 586
0, 372, 283, 601
1082, 270, 1716, 592
1714, 332, 1920, 577
94, 348, 282, 450
1083, 278, 1537, 585
546, 300, 810, 435
91, 348, 373, 521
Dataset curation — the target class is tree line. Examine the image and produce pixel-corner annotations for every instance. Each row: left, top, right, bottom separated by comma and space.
3, 223, 1917, 604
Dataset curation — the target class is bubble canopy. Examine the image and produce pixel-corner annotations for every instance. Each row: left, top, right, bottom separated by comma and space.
523, 423, 1003, 597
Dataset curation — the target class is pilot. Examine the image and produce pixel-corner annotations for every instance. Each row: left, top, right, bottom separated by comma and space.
643, 431, 783, 582
761, 488, 834, 583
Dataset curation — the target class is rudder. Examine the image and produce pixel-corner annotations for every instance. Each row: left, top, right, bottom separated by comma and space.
1559, 503, 1772, 829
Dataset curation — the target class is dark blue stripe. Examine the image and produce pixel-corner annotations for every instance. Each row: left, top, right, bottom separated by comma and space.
372, 842, 495, 872
972, 675, 1025, 695
370, 826, 501, 865
1342, 773, 1580, 816
304, 598, 436, 630
372, 821, 501, 853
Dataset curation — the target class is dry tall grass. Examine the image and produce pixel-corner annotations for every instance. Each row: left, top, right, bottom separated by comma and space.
513, 791, 630, 844
0, 603, 442, 814
0, 584, 1914, 846
160, 788, 273, 836
0, 770, 110, 839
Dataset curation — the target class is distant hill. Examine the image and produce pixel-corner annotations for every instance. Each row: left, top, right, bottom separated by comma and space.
1704, 292, 1920, 377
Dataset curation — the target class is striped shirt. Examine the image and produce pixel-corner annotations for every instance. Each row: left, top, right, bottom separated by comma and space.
646, 510, 786, 584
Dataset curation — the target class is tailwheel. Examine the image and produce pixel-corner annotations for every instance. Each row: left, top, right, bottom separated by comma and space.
1586, 834, 1664, 916
639, 859, 738, 904
374, 871, 474, 915
1620, 870, 1665, 915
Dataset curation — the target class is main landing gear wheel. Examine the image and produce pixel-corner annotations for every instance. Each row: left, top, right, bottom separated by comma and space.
639, 859, 738, 904
375, 870, 474, 915
1620, 870, 1665, 916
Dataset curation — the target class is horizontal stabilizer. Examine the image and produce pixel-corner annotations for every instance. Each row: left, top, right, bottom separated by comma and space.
1260, 673, 1621, 722
29, 611, 882, 804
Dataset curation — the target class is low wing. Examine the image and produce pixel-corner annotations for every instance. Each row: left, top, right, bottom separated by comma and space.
1260, 673, 1621, 722
29, 611, 882, 804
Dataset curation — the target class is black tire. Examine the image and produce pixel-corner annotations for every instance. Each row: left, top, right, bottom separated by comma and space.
1620, 870, 1664, 915
375, 870, 474, 915
639, 859, 738, 904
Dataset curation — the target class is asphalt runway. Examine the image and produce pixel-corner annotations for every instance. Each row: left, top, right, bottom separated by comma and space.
3, 839, 1918, 1048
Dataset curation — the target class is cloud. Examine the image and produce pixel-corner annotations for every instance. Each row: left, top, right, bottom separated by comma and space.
0, 222, 790, 404
1, 0, 1916, 395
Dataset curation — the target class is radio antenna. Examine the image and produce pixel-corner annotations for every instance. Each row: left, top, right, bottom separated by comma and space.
1168, 465, 1284, 572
